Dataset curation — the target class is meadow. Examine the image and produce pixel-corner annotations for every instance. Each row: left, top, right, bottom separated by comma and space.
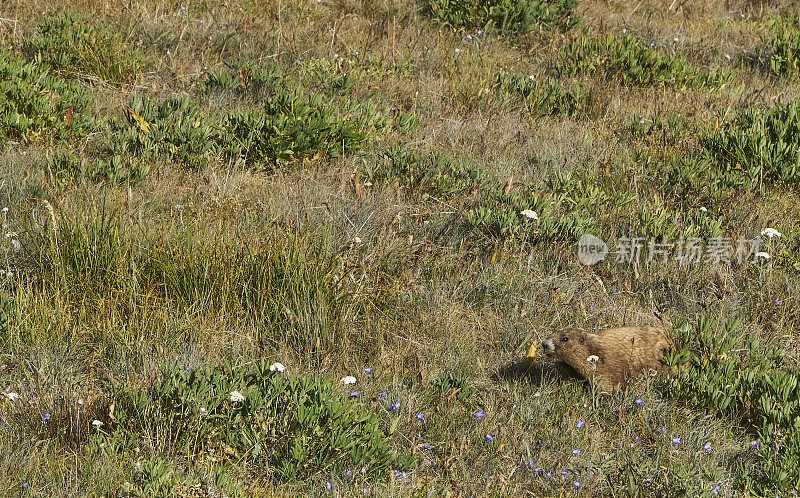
0, 0, 799, 495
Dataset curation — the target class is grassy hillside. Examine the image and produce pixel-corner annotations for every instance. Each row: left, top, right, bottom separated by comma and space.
0, 0, 799, 495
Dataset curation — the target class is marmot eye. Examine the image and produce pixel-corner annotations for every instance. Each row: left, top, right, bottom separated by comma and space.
561, 336, 569, 342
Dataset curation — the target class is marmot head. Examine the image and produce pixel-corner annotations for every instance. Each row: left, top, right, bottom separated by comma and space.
542, 328, 589, 361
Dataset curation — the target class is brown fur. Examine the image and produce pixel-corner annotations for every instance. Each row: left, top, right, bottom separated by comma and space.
541, 326, 673, 393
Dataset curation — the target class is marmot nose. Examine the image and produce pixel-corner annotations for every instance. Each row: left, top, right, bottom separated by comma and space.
542, 339, 555, 354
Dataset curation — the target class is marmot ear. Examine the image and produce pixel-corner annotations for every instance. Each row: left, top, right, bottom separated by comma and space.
579, 333, 586, 343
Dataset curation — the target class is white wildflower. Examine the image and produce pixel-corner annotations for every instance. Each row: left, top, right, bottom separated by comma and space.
353, 237, 362, 244
761, 228, 782, 238
520, 209, 539, 220
586, 355, 600, 363
269, 362, 285, 372
92, 420, 104, 427
699, 207, 707, 212
11, 239, 20, 251
199, 407, 208, 416
229, 391, 245, 402
755, 252, 771, 260
340, 376, 357, 385
6, 392, 19, 401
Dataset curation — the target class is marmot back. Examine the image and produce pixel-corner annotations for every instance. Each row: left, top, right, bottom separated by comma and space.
541, 326, 673, 392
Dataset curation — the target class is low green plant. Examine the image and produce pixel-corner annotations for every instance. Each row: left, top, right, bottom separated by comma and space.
108, 95, 219, 169
201, 58, 285, 99
361, 147, 487, 199
496, 72, 593, 117
761, 16, 800, 78
219, 92, 397, 168
464, 179, 596, 243
630, 202, 724, 241
362, 148, 599, 244
426, 372, 476, 404
560, 35, 731, 90
429, 0, 580, 34
0, 50, 93, 145
26, 10, 143, 84
110, 361, 404, 482
47, 152, 149, 187
624, 114, 699, 150
665, 316, 800, 493
700, 98, 800, 189
110, 90, 411, 172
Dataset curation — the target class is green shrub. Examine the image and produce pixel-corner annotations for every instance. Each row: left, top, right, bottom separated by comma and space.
26, 10, 142, 84
429, 0, 580, 34
665, 316, 800, 493
700, 98, 800, 188
560, 35, 731, 90
111, 362, 403, 481
0, 50, 93, 145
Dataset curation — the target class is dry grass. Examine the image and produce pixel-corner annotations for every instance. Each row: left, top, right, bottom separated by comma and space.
0, 0, 799, 495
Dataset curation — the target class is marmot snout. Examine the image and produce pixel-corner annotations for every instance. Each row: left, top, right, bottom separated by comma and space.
541, 326, 673, 393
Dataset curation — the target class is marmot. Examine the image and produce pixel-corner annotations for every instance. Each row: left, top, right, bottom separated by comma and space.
540, 326, 673, 393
